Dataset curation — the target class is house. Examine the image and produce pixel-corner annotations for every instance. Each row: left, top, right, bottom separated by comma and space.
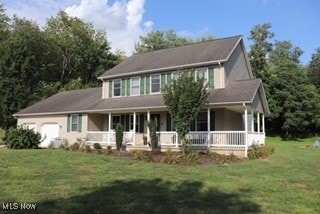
14, 35, 269, 157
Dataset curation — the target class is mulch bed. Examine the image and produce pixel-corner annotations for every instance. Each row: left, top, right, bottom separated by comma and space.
77, 148, 244, 165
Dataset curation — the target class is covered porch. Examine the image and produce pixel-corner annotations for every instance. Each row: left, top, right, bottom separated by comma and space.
85, 104, 265, 157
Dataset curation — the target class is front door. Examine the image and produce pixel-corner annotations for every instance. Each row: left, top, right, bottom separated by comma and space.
150, 114, 160, 131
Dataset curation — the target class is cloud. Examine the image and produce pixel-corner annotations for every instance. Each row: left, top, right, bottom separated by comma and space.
3, 0, 78, 25
65, 0, 154, 55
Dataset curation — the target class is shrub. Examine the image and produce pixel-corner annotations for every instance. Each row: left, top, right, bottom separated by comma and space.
248, 145, 275, 160
84, 145, 92, 153
106, 146, 113, 155
70, 142, 80, 151
60, 139, 69, 149
115, 123, 123, 151
148, 119, 158, 153
3, 126, 41, 149
131, 150, 153, 162
93, 143, 102, 150
161, 150, 182, 164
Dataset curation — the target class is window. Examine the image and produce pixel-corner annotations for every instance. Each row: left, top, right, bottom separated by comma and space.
195, 68, 208, 84
112, 115, 120, 129
130, 114, 140, 132
190, 112, 208, 131
113, 79, 121, 97
71, 115, 79, 132
131, 77, 140, 95
151, 74, 160, 93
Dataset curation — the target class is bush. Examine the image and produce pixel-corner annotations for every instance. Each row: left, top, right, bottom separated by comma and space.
131, 150, 153, 162
84, 145, 92, 153
248, 145, 275, 160
148, 120, 158, 153
115, 123, 123, 151
93, 143, 102, 150
3, 126, 41, 149
106, 146, 113, 155
70, 142, 80, 151
161, 150, 182, 164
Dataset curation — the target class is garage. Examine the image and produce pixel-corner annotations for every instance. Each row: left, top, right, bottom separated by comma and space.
41, 123, 60, 148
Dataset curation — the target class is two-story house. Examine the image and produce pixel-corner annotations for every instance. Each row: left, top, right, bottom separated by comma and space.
14, 35, 269, 157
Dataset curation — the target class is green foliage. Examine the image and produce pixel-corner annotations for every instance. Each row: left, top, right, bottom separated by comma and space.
115, 123, 123, 151
135, 29, 215, 54
69, 142, 80, 151
163, 70, 209, 153
307, 48, 320, 91
106, 145, 113, 154
0, 8, 121, 129
3, 126, 41, 149
93, 143, 102, 150
248, 23, 274, 80
147, 119, 158, 153
267, 42, 320, 138
248, 145, 275, 160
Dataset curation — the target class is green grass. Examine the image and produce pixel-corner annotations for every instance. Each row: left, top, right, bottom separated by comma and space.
0, 137, 320, 213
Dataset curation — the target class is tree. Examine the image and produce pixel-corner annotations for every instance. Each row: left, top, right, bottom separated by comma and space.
307, 48, 320, 91
148, 119, 158, 153
163, 70, 209, 152
135, 30, 195, 53
0, 17, 50, 128
44, 11, 118, 85
115, 123, 124, 151
266, 41, 320, 138
248, 23, 274, 80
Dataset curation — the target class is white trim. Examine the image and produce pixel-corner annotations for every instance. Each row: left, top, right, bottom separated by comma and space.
147, 111, 150, 143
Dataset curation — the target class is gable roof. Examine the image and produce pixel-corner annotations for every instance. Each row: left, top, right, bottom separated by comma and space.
14, 79, 269, 116
100, 35, 243, 79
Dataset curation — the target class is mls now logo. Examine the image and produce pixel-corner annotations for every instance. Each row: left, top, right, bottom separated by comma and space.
2, 202, 36, 210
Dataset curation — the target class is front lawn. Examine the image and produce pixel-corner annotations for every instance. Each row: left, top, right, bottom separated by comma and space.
0, 137, 319, 213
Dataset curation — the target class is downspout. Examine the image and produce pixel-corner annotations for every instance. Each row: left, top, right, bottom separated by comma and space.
243, 103, 248, 158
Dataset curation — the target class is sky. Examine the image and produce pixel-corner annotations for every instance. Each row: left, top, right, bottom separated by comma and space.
1, 0, 319, 65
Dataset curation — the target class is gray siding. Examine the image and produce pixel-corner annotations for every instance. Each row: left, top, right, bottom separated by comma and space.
224, 43, 250, 85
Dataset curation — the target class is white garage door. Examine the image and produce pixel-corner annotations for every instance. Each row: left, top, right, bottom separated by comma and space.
41, 123, 60, 148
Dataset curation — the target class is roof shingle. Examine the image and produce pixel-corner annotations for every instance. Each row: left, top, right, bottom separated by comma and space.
100, 36, 242, 79
15, 79, 262, 116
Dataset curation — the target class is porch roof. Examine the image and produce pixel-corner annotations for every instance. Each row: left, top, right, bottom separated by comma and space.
15, 79, 267, 116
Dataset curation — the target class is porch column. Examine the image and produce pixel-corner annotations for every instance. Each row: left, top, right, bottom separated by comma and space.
251, 109, 254, 133
257, 112, 260, 133
207, 108, 210, 148
108, 112, 112, 145
147, 111, 150, 144
244, 104, 248, 157
133, 111, 136, 145
262, 114, 265, 133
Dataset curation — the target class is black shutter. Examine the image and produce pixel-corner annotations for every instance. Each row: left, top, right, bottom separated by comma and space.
210, 111, 215, 131
139, 114, 144, 133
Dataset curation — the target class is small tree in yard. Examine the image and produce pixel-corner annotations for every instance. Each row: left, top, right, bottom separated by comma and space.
115, 123, 123, 151
163, 70, 209, 154
148, 119, 158, 153
3, 126, 41, 149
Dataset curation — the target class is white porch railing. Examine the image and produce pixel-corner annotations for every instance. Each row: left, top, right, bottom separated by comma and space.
87, 131, 265, 148
211, 131, 246, 147
247, 132, 265, 147
87, 131, 134, 145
